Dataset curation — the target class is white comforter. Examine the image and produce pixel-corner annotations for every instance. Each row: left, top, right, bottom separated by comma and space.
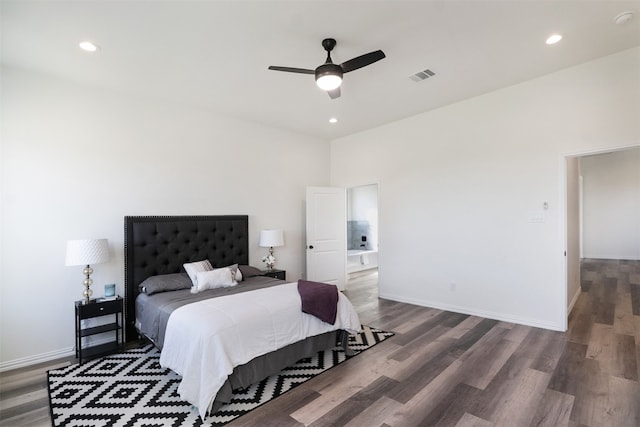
159, 282, 361, 419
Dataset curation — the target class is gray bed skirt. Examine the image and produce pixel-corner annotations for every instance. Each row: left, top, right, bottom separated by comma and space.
209, 329, 345, 415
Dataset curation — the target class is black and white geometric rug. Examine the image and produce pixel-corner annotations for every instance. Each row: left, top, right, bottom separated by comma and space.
48, 325, 393, 426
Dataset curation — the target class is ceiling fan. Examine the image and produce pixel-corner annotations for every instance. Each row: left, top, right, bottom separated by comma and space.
268, 38, 386, 99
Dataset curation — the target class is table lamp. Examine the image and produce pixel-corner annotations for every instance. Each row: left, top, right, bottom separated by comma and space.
259, 229, 284, 271
65, 238, 110, 303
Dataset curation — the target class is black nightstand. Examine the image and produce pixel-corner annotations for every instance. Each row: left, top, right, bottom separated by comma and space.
262, 269, 286, 281
75, 297, 124, 364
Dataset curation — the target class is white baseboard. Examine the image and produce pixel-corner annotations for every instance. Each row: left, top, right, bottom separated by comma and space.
0, 346, 75, 372
582, 254, 640, 261
378, 292, 564, 332
0, 335, 121, 372
567, 287, 582, 315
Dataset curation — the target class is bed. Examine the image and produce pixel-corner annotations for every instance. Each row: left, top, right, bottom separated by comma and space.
124, 215, 360, 419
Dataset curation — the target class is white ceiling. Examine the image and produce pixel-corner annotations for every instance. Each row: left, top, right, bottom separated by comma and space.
2, 1, 639, 140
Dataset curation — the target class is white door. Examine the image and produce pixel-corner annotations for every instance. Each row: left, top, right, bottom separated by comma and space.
306, 187, 346, 290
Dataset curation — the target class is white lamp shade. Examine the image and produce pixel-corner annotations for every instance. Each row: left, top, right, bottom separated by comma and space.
65, 239, 110, 266
259, 229, 284, 248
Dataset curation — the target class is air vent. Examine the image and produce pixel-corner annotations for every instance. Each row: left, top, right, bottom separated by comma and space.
409, 69, 436, 82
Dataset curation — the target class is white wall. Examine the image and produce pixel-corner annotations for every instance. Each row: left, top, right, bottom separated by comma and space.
331, 47, 640, 331
0, 66, 330, 368
581, 147, 640, 260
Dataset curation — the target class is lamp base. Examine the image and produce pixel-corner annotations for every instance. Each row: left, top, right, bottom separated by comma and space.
263, 247, 276, 272
82, 265, 94, 304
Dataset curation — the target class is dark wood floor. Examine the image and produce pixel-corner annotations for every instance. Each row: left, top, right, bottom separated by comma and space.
1, 259, 639, 426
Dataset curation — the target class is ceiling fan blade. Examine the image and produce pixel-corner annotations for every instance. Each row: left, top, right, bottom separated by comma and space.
340, 50, 385, 73
268, 66, 315, 74
328, 87, 341, 99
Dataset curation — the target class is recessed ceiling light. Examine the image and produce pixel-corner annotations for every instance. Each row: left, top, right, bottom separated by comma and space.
79, 41, 99, 52
545, 34, 563, 45
329, 117, 338, 124
614, 11, 634, 25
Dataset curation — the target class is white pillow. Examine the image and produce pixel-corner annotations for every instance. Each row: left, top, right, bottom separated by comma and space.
183, 260, 213, 287
192, 267, 237, 293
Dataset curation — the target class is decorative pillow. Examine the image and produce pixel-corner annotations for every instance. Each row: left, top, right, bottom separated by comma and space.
221, 263, 242, 282
139, 273, 192, 295
183, 260, 213, 287
238, 265, 263, 279
192, 267, 237, 293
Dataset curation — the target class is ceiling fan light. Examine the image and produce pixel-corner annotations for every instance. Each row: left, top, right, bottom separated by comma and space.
315, 63, 343, 91
316, 74, 342, 91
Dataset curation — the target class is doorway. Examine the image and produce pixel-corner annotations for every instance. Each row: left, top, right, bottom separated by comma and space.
565, 145, 640, 327
346, 184, 379, 292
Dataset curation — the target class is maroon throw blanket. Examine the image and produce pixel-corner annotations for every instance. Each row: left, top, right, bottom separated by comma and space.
297, 279, 339, 325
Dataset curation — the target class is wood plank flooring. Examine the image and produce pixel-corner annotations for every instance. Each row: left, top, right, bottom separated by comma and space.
1, 259, 638, 426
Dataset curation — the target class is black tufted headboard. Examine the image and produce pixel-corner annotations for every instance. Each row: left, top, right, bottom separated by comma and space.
124, 215, 249, 341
